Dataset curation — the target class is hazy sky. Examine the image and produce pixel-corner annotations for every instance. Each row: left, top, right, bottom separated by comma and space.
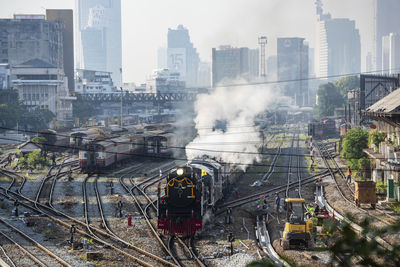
1, 0, 374, 83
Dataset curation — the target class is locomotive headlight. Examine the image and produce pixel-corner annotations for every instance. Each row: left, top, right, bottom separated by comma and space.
177, 168, 184, 176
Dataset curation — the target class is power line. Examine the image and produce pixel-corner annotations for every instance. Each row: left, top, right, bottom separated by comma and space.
1, 136, 396, 172
188, 67, 400, 89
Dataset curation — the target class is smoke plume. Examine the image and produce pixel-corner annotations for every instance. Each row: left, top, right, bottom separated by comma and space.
185, 81, 286, 170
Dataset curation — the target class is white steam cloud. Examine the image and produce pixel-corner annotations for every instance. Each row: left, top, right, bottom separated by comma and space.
185, 81, 287, 170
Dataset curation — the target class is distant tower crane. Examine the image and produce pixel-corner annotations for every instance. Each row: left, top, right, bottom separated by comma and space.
258, 36, 267, 77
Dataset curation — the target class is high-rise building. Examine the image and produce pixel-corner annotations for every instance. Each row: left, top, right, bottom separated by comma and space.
157, 46, 168, 69
266, 55, 277, 81
248, 48, 259, 78
277, 37, 309, 106
11, 59, 75, 123
381, 33, 400, 74
366, 52, 373, 73
211, 46, 260, 87
197, 62, 211, 88
315, 12, 360, 79
75, 0, 122, 86
46, 9, 75, 93
0, 17, 60, 67
167, 25, 200, 88
211, 46, 249, 87
375, 0, 400, 72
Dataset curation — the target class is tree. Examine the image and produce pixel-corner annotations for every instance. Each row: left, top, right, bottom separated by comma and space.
334, 75, 360, 99
73, 94, 97, 120
341, 127, 369, 171
246, 216, 400, 267
314, 82, 344, 118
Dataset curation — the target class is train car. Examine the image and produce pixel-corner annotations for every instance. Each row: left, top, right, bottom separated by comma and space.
38, 129, 70, 151
79, 135, 144, 170
322, 118, 336, 135
70, 128, 103, 148
158, 158, 231, 237
143, 130, 173, 158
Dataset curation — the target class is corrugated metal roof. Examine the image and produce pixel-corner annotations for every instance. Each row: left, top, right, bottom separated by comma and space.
366, 88, 400, 113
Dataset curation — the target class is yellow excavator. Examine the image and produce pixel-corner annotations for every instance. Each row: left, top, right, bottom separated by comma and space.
280, 198, 313, 250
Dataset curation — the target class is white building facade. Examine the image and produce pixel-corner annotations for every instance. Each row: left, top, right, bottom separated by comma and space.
11, 59, 75, 124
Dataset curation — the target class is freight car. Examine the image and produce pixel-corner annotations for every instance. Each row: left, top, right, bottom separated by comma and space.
157, 158, 231, 237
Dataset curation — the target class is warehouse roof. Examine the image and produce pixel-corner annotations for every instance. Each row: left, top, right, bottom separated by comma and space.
366, 88, 400, 114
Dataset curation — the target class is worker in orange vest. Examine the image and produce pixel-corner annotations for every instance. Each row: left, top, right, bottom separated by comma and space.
346, 166, 352, 184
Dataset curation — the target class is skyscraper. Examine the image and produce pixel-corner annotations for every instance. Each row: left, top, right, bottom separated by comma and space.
0, 16, 59, 67
46, 9, 75, 93
277, 38, 309, 106
381, 33, 400, 74
375, 0, 400, 72
315, 3, 360, 79
211, 46, 249, 87
75, 0, 122, 86
167, 25, 200, 88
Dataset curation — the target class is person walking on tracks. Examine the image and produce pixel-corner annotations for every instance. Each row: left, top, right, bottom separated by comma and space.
346, 166, 352, 184
7, 154, 12, 166
274, 192, 281, 220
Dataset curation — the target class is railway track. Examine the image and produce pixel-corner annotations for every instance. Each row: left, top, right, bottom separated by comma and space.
120, 161, 205, 267
316, 141, 399, 226
0, 217, 71, 267
119, 165, 180, 266
0, 166, 177, 266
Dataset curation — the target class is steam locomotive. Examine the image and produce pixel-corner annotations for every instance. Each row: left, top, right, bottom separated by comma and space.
157, 158, 232, 237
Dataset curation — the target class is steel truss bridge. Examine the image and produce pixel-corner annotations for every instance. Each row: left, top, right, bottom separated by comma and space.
78, 92, 205, 105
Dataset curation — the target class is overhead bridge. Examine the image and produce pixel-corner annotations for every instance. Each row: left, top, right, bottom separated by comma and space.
79, 92, 203, 104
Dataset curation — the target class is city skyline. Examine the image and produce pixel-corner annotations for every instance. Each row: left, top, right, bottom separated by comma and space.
0, 0, 374, 84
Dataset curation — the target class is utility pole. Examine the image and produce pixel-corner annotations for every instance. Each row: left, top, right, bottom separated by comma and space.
258, 36, 267, 77
120, 87, 123, 127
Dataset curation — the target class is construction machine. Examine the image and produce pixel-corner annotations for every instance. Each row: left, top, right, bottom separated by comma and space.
281, 198, 313, 250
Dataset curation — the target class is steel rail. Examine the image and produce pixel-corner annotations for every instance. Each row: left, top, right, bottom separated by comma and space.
316, 141, 398, 226
129, 174, 206, 267
0, 217, 72, 267
1, 168, 171, 267
119, 174, 180, 266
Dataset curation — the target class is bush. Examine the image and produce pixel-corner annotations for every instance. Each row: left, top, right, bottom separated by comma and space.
369, 130, 386, 151
341, 128, 369, 171
17, 149, 50, 169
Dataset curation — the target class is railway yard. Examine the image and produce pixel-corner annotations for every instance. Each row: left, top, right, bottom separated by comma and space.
0, 123, 399, 267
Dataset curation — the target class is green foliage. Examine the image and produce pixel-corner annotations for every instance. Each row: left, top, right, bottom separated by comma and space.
334, 75, 360, 99
314, 82, 344, 118
313, 76, 360, 119
388, 202, 400, 214
376, 181, 387, 195
73, 94, 97, 120
369, 130, 386, 150
248, 215, 400, 266
17, 149, 50, 169
323, 215, 400, 266
31, 136, 47, 145
341, 128, 369, 171
0, 99, 55, 132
